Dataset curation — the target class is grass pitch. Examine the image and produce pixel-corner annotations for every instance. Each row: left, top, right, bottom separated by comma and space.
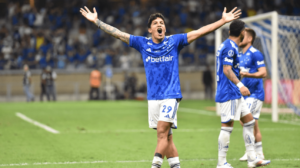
0, 100, 299, 168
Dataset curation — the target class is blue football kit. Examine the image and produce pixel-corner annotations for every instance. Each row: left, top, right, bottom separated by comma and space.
215, 39, 242, 103
239, 46, 266, 101
129, 34, 189, 100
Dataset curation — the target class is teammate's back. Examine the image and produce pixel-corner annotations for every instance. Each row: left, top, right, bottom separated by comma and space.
215, 39, 241, 103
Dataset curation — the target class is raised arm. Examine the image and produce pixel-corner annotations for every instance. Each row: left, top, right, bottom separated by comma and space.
187, 7, 241, 44
80, 6, 130, 44
223, 65, 250, 96
240, 67, 267, 78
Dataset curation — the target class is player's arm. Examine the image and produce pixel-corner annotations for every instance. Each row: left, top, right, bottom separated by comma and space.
187, 7, 241, 44
80, 6, 130, 44
240, 67, 267, 78
223, 65, 250, 96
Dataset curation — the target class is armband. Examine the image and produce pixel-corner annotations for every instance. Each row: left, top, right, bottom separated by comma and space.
237, 82, 244, 89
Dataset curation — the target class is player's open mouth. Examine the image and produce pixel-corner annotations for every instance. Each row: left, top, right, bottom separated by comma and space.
157, 28, 162, 34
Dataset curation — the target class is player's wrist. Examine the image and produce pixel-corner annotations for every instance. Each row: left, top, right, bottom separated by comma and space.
236, 82, 244, 89
94, 19, 100, 26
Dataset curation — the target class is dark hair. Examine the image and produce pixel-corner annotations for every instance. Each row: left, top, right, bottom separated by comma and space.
245, 28, 256, 44
229, 20, 245, 37
147, 13, 166, 28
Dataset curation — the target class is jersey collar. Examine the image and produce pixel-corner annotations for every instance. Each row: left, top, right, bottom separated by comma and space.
228, 39, 238, 52
151, 36, 167, 45
243, 45, 253, 55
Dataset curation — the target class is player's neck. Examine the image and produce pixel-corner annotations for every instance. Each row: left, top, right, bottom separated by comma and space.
152, 35, 165, 44
228, 36, 240, 46
242, 44, 252, 54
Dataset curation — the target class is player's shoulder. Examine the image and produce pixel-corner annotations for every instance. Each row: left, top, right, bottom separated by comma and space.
249, 46, 263, 57
223, 39, 238, 50
167, 34, 185, 41
220, 39, 238, 56
249, 46, 257, 53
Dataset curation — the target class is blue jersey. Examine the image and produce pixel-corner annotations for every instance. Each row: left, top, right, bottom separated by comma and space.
239, 46, 266, 101
215, 39, 241, 103
129, 34, 189, 100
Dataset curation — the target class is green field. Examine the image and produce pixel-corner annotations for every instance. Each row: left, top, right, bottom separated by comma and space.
0, 100, 299, 168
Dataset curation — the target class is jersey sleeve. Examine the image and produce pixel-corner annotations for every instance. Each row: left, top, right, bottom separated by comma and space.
129, 35, 144, 52
222, 46, 235, 66
253, 51, 266, 68
172, 33, 189, 50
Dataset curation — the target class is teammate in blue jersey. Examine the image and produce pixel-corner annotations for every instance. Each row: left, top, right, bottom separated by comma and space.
238, 28, 268, 162
215, 21, 270, 168
80, 6, 241, 168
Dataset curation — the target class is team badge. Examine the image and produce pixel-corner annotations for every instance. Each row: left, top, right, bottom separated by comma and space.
228, 50, 234, 57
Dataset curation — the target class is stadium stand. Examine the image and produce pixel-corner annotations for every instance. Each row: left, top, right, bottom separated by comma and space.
0, 0, 299, 70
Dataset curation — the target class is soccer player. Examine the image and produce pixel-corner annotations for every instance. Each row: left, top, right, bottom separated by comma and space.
80, 6, 241, 168
238, 28, 268, 162
215, 21, 270, 168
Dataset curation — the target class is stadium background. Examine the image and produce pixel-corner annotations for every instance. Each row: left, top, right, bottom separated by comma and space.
1, 0, 299, 101
0, 0, 300, 168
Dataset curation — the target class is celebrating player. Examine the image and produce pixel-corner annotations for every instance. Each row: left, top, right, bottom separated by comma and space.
215, 21, 270, 168
80, 6, 241, 168
238, 28, 268, 162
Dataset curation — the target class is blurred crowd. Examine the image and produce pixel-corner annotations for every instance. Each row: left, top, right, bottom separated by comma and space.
0, 0, 299, 70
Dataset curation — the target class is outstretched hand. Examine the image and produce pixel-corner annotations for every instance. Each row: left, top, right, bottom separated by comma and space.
222, 7, 242, 23
80, 6, 98, 23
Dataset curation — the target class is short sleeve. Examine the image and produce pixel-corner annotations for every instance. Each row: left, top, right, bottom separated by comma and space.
172, 33, 189, 50
129, 35, 144, 52
254, 51, 266, 68
222, 47, 235, 66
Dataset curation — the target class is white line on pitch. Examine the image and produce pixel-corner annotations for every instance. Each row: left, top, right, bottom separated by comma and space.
0, 158, 299, 167
16, 112, 59, 134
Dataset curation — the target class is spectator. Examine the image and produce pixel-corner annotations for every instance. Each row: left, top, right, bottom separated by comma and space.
0, 54, 7, 70
89, 68, 101, 100
119, 50, 130, 69
86, 48, 97, 68
44, 66, 57, 101
57, 51, 67, 69
23, 64, 35, 102
0, 0, 297, 70
124, 73, 137, 99
26, 52, 37, 69
202, 65, 213, 100
40, 68, 47, 101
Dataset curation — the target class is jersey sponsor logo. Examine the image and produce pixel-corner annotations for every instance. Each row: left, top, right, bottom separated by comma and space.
246, 52, 250, 55
163, 41, 168, 45
240, 67, 250, 72
228, 50, 234, 57
147, 42, 152, 45
164, 114, 170, 118
145, 55, 174, 63
146, 48, 151, 52
224, 57, 233, 63
257, 60, 265, 65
